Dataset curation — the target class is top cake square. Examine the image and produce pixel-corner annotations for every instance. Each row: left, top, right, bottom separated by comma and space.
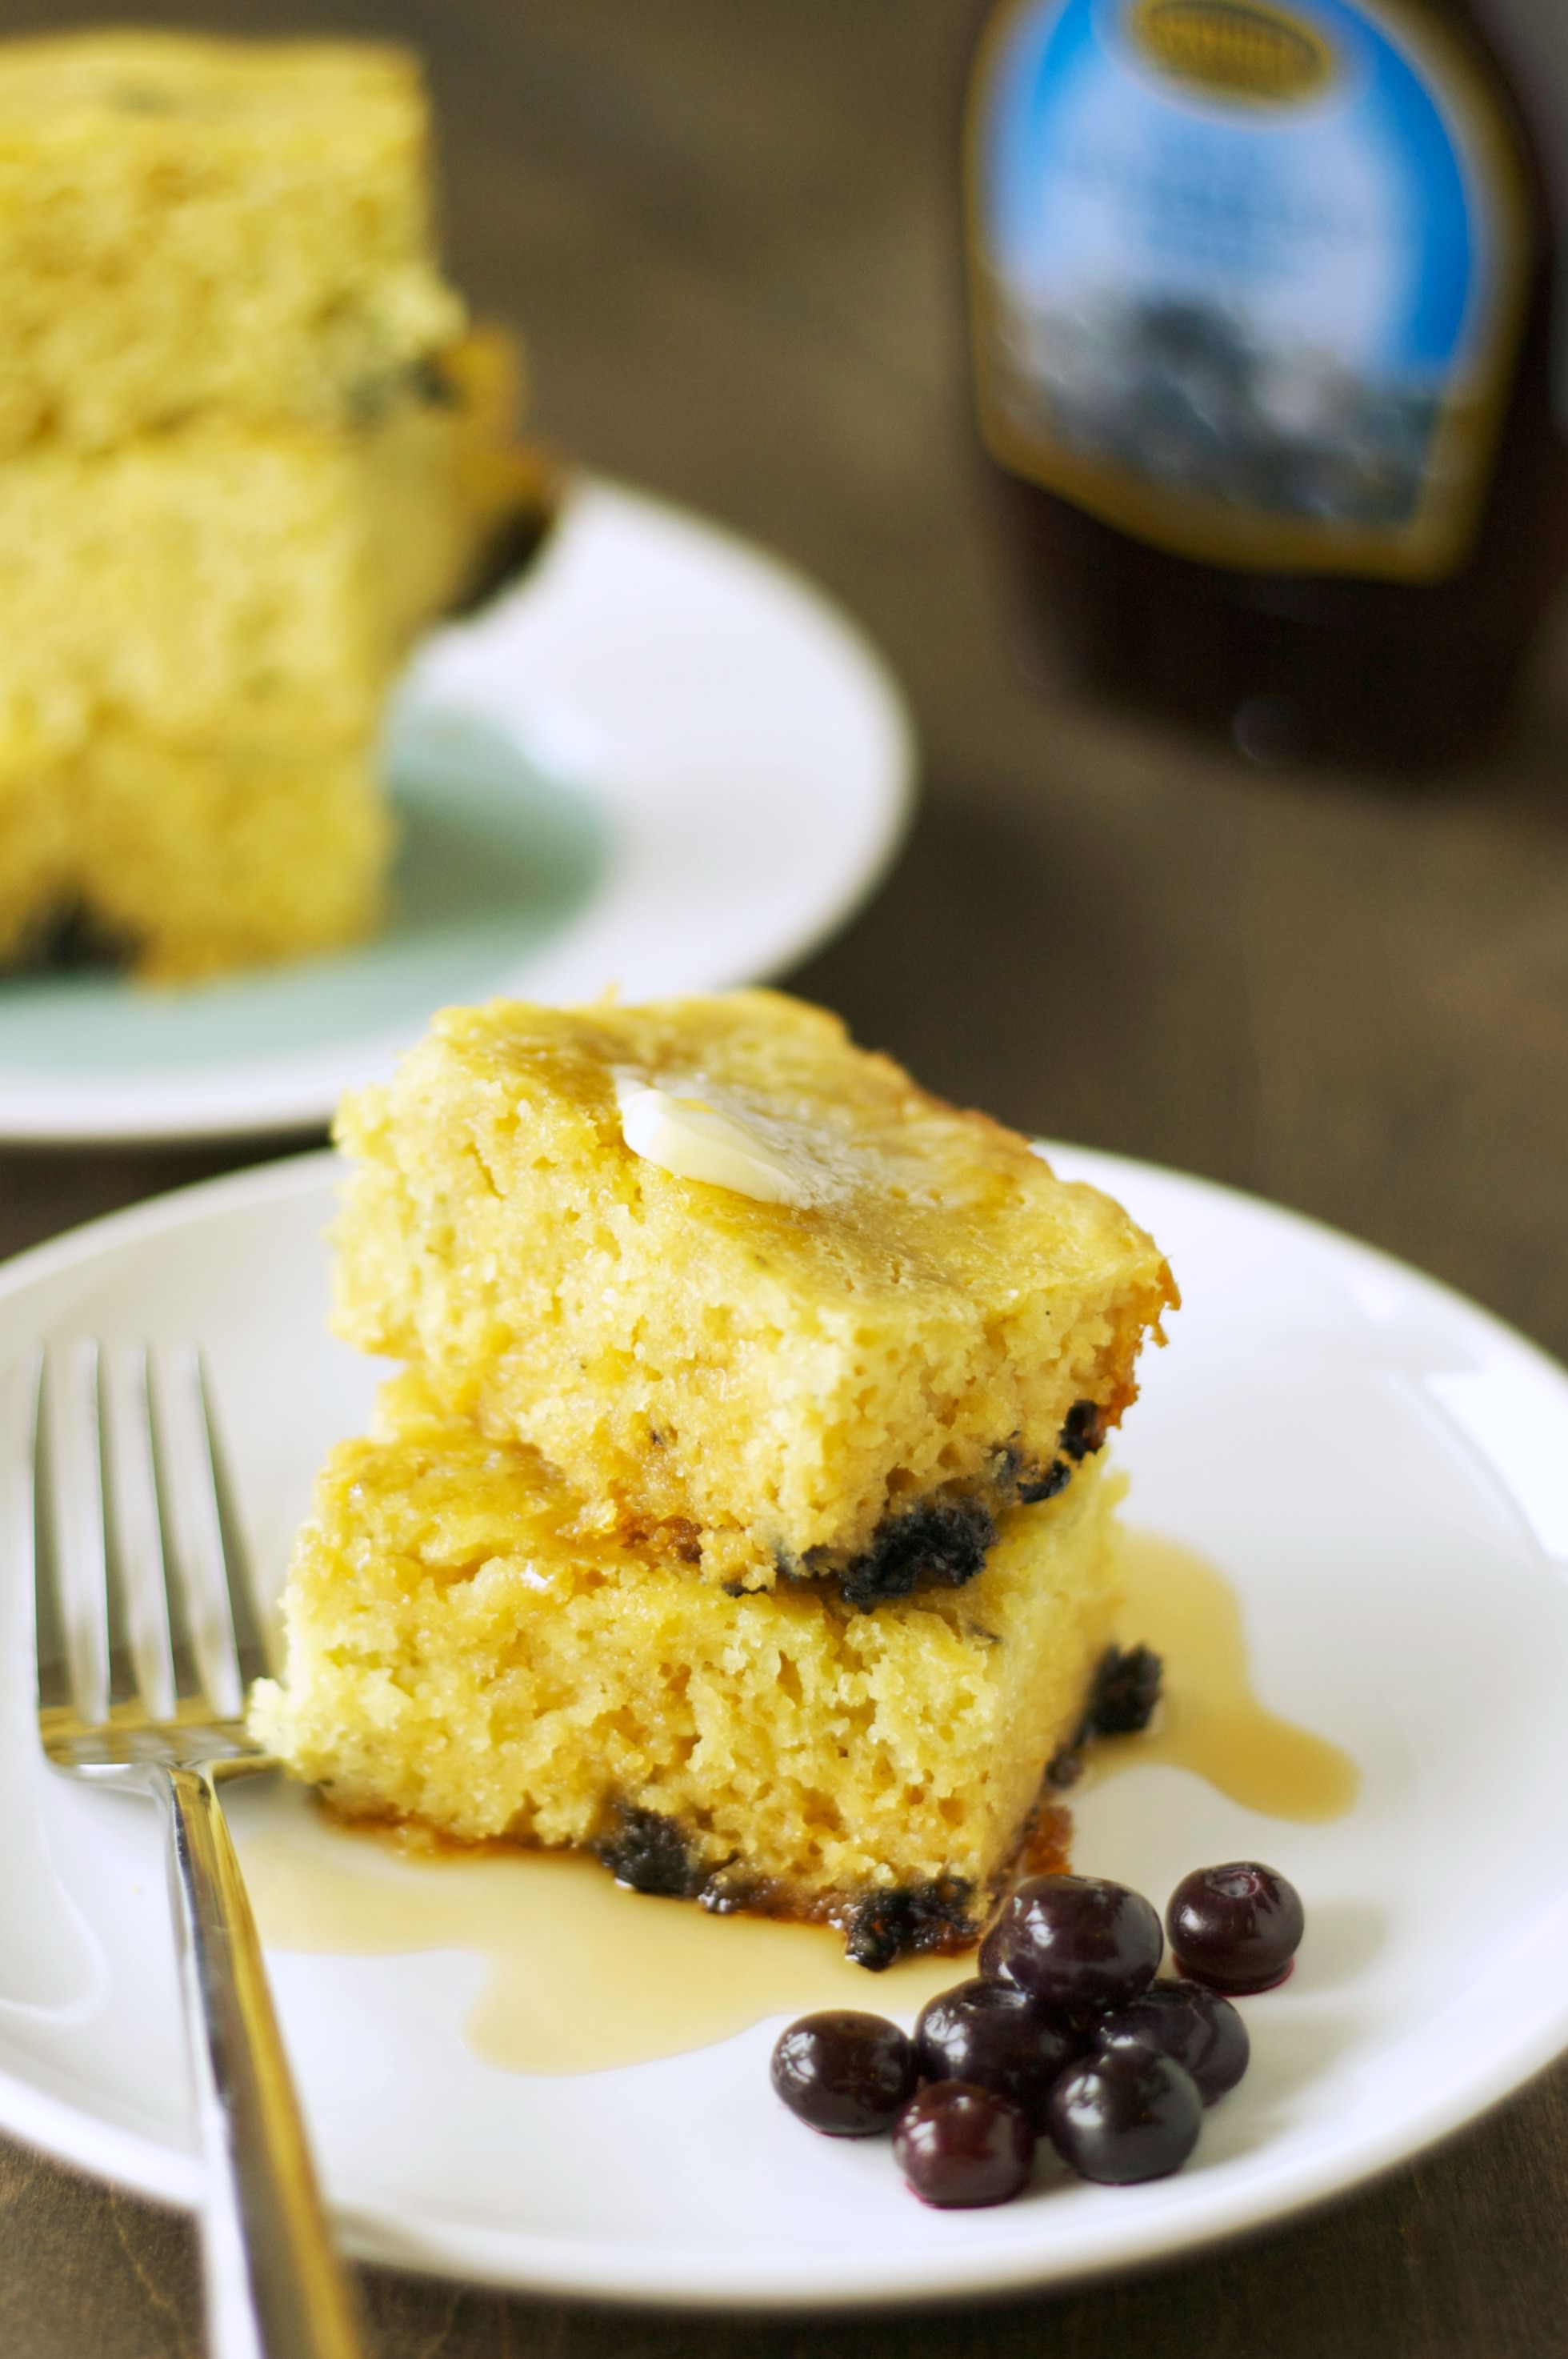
331, 992, 1177, 1590
0, 31, 462, 455
0, 326, 525, 779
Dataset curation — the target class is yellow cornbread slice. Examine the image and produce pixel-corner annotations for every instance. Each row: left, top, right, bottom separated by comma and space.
0, 764, 65, 967
0, 334, 523, 774
0, 727, 390, 983
367, 329, 553, 651
0, 330, 543, 979
331, 992, 1177, 1588
248, 1378, 1122, 1962
0, 31, 462, 456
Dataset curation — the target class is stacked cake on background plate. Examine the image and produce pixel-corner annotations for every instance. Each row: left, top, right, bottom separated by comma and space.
0, 32, 544, 981
251, 991, 1178, 1964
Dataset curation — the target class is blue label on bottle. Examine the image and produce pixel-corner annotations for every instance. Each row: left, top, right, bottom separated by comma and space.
967, 0, 1529, 576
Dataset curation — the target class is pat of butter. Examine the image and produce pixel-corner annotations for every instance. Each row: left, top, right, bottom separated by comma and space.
614, 1077, 803, 1204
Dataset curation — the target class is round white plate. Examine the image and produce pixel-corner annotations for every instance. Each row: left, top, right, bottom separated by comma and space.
0, 479, 913, 1145
2, 1147, 1567, 2309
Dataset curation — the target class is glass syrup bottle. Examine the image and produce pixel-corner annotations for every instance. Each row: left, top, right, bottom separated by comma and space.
962, 0, 1568, 770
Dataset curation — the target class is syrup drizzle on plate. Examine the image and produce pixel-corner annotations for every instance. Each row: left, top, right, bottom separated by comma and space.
238, 1821, 966, 2075
1085, 1531, 1362, 1821
236, 1530, 1358, 2074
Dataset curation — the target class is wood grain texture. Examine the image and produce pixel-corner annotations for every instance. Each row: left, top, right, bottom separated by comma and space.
3, 2, 1568, 2353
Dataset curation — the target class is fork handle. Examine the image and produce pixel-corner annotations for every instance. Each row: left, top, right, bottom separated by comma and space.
159, 1765, 366, 2359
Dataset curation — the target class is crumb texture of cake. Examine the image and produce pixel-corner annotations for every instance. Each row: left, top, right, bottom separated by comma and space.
0, 332, 522, 769
0, 33, 547, 982
0, 730, 391, 983
248, 1378, 1124, 1949
0, 32, 462, 456
0, 340, 519, 977
330, 991, 1177, 1587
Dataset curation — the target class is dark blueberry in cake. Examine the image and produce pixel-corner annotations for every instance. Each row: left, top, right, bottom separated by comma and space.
842, 1879, 975, 1972
1167, 1862, 1304, 1993
981, 1875, 1162, 2014
1061, 1400, 1108, 1461
1093, 1980, 1249, 2104
593, 1806, 707, 1899
19, 899, 138, 975
770, 2012, 917, 2136
1016, 1460, 1070, 1505
407, 351, 461, 407
914, 1979, 1080, 2128
893, 2081, 1034, 2207
837, 1497, 995, 1610
1086, 1644, 1163, 1737
1046, 2049, 1202, 2184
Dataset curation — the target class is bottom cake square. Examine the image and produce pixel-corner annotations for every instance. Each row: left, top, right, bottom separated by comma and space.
249, 1377, 1125, 1965
0, 727, 391, 981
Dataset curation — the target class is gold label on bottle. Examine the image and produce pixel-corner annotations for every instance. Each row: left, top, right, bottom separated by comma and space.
1129, 0, 1334, 104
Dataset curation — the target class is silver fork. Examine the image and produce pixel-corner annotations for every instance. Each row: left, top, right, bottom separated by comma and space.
18, 1341, 364, 2359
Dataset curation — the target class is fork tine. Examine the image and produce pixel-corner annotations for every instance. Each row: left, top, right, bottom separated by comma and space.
157, 1344, 244, 1722
198, 1362, 269, 1689
44, 1340, 112, 1728
10, 1348, 49, 1689
102, 1343, 178, 1726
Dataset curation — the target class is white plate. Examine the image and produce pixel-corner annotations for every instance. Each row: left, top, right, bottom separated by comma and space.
0, 479, 913, 1144
2, 1147, 1567, 2309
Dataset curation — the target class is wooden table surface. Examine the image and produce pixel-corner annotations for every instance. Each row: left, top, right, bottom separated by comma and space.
5, 2, 1568, 2352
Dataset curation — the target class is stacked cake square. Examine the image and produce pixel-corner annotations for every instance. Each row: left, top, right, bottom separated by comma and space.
252, 992, 1178, 1962
0, 32, 536, 979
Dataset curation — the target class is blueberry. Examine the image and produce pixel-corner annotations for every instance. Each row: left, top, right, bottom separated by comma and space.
770, 2012, 917, 2136
1093, 1980, 1249, 2104
1016, 1460, 1070, 1505
841, 1879, 975, 1971
1046, 2049, 1202, 2185
981, 1875, 1163, 2015
893, 2081, 1034, 2207
838, 1497, 996, 1610
594, 1806, 706, 1899
1085, 1643, 1163, 1737
1167, 1862, 1304, 1994
914, 1979, 1080, 2127
1061, 1400, 1107, 1460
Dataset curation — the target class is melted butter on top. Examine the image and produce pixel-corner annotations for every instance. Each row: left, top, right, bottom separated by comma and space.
614, 1071, 819, 1206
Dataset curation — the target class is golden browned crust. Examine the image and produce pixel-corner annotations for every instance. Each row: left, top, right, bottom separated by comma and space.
330, 991, 1178, 1585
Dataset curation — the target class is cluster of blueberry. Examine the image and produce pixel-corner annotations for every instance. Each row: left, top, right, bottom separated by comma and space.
770, 1861, 1303, 2207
